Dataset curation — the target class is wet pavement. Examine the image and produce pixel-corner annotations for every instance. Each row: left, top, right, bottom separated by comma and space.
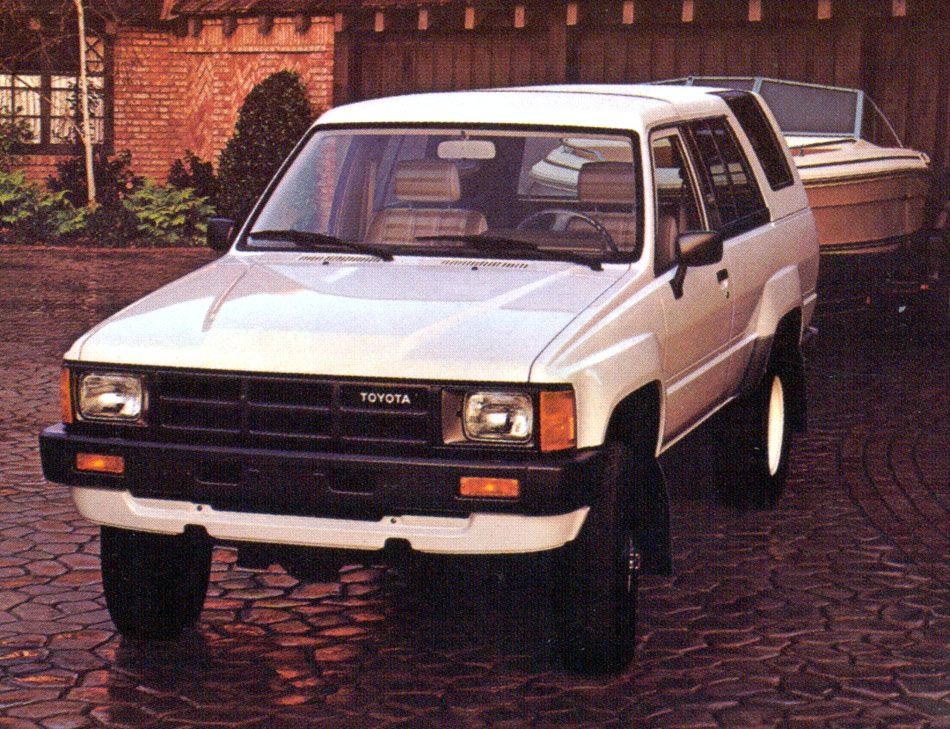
0, 245, 948, 728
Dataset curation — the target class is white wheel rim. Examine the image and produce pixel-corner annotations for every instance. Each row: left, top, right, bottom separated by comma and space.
766, 375, 785, 476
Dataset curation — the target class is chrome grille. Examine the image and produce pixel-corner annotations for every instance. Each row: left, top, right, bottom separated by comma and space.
155, 373, 432, 450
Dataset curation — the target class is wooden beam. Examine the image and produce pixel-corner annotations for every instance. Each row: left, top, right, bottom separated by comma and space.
258, 14, 274, 35
566, 3, 578, 26
514, 5, 526, 29
682, 0, 695, 22
622, 1, 636, 24
222, 15, 237, 37
748, 0, 763, 22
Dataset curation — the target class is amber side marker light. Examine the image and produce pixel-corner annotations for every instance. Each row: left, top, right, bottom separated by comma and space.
59, 368, 73, 424
459, 477, 520, 499
539, 390, 576, 452
76, 453, 125, 476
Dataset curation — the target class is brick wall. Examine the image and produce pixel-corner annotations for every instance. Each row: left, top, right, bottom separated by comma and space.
115, 17, 334, 182
22, 16, 334, 185
19, 156, 62, 184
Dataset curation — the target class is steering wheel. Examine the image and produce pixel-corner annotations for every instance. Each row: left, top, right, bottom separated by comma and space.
516, 208, 618, 253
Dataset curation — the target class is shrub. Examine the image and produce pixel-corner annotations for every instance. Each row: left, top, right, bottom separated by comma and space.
123, 181, 214, 245
168, 150, 218, 210
0, 116, 32, 172
0, 170, 86, 244
48, 149, 142, 244
216, 70, 312, 224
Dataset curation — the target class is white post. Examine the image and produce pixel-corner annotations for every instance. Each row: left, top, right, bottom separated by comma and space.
73, 0, 96, 207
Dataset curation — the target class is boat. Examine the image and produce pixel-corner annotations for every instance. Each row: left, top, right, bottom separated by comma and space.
659, 77, 932, 254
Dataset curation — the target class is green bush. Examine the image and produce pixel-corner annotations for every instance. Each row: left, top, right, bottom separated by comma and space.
123, 181, 214, 245
48, 148, 142, 244
168, 150, 217, 210
216, 70, 312, 224
0, 116, 32, 172
0, 170, 86, 244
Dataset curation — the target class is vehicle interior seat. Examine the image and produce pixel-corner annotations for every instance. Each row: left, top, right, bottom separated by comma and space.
365, 160, 488, 245
570, 161, 638, 249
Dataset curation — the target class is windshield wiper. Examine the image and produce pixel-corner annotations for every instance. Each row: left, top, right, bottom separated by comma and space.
415, 234, 603, 271
248, 229, 394, 261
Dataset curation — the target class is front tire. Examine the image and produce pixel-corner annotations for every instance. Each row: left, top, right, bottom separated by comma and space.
100, 526, 212, 640
554, 441, 640, 674
717, 347, 794, 509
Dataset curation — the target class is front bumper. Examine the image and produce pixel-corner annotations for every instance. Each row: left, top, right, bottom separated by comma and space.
40, 425, 603, 553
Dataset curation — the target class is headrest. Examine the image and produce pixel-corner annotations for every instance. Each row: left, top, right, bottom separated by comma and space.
578, 162, 636, 205
394, 160, 461, 203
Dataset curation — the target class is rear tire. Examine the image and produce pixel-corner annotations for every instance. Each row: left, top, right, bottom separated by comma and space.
717, 345, 794, 509
554, 441, 640, 674
100, 526, 212, 640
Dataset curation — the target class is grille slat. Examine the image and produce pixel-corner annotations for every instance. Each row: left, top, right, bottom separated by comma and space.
155, 373, 433, 451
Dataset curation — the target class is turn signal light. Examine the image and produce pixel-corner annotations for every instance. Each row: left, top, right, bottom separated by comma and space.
459, 477, 520, 499
60, 368, 73, 424
76, 453, 125, 476
539, 390, 576, 452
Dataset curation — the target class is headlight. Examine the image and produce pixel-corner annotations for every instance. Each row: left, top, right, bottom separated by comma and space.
462, 392, 533, 443
77, 373, 146, 424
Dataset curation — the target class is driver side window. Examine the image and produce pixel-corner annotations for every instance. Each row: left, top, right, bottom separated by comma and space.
651, 132, 703, 274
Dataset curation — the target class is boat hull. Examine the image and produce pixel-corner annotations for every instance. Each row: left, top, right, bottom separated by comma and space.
790, 141, 931, 254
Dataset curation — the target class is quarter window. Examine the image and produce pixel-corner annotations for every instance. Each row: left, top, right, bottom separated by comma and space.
686, 117, 768, 237
720, 91, 794, 190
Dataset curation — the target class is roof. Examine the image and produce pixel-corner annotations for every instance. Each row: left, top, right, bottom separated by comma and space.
317, 85, 727, 133
169, 0, 320, 15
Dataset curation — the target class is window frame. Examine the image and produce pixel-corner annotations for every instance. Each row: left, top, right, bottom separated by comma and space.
1, 33, 113, 155
682, 116, 770, 239
649, 125, 708, 275
717, 91, 794, 191
237, 121, 646, 265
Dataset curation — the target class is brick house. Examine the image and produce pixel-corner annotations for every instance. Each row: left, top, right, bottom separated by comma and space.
4, 0, 948, 203
6, 1, 335, 182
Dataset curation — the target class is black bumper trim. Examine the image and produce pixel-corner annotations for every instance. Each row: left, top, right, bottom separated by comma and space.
40, 424, 603, 520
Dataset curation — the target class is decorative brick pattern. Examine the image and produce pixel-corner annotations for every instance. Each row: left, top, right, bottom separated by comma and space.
113, 16, 333, 182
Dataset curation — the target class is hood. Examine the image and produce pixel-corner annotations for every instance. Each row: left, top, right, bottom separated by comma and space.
71, 254, 625, 383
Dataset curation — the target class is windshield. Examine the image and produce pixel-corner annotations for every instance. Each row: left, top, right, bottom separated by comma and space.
243, 127, 641, 262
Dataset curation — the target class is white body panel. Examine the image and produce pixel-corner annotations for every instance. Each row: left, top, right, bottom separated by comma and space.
72, 487, 589, 555
61, 84, 820, 552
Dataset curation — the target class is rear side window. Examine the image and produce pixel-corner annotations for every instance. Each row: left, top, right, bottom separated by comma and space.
720, 91, 794, 190
685, 117, 769, 238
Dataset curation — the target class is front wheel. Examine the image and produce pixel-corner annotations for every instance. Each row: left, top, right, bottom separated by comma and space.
552, 441, 640, 674
717, 350, 794, 509
100, 526, 212, 640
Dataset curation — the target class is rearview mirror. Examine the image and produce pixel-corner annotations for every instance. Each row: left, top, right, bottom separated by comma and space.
437, 140, 497, 160
207, 217, 235, 251
671, 230, 723, 299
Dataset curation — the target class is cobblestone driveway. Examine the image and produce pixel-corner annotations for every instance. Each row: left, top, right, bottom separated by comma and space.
0, 246, 948, 729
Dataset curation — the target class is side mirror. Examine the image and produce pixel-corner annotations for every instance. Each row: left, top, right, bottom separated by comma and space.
207, 217, 235, 251
671, 230, 723, 299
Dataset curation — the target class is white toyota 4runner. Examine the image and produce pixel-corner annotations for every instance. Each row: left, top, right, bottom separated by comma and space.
41, 84, 819, 673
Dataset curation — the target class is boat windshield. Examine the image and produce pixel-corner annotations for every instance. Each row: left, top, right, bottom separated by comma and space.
757, 80, 858, 136
241, 127, 640, 262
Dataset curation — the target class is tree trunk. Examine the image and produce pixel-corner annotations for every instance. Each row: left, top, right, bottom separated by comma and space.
74, 0, 96, 207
